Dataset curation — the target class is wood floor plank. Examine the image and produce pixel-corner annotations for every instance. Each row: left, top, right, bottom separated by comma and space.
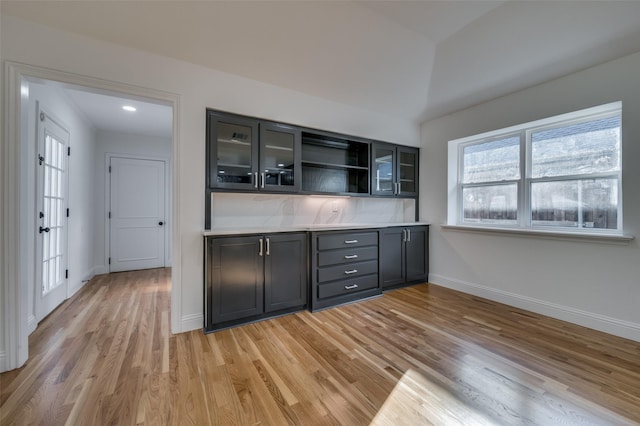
1, 268, 639, 425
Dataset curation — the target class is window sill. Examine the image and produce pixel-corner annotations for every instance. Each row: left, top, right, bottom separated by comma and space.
441, 224, 634, 245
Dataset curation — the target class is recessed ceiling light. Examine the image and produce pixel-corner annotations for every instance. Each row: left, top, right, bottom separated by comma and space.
122, 105, 137, 112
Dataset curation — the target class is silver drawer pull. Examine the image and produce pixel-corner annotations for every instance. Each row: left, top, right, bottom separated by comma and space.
344, 269, 358, 275
344, 254, 358, 259
344, 239, 358, 244
344, 284, 359, 290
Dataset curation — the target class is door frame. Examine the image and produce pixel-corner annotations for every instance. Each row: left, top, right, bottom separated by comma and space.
105, 153, 171, 272
2, 61, 181, 372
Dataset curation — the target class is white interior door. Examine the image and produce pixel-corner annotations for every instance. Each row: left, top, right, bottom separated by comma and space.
35, 109, 69, 321
110, 157, 166, 272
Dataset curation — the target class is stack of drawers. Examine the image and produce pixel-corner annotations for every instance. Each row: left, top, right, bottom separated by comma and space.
311, 230, 381, 311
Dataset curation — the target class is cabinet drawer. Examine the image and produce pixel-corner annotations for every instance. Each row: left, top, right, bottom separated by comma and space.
318, 260, 378, 283
317, 232, 378, 251
318, 246, 378, 267
318, 275, 378, 299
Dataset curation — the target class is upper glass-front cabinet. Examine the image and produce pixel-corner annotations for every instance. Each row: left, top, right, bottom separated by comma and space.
209, 113, 259, 190
372, 145, 395, 195
207, 111, 300, 192
398, 146, 418, 196
371, 143, 418, 197
260, 123, 301, 192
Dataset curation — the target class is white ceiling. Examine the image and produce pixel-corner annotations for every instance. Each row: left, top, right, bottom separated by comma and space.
62, 87, 173, 139
4, 1, 640, 132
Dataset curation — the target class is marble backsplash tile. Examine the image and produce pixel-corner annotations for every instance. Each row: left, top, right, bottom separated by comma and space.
210, 193, 415, 229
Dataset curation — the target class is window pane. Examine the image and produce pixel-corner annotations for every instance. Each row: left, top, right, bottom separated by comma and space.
531, 115, 620, 178
531, 178, 618, 229
463, 184, 517, 224
463, 136, 520, 184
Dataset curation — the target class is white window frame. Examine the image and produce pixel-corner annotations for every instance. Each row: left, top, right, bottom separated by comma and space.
448, 102, 623, 235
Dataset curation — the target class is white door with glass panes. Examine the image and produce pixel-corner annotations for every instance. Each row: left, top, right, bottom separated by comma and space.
110, 157, 166, 272
35, 109, 70, 322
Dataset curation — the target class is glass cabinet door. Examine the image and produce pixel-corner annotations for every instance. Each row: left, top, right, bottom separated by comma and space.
260, 123, 301, 192
209, 114, 259, 190
397, 147, 418, 196
371, 143, 396, 196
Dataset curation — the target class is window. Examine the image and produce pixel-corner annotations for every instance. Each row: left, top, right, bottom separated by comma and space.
449, 102, 622, 234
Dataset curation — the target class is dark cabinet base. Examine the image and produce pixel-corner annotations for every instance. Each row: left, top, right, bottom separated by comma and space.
204, 225, 428, 331
310, 230, 382, 311
379, 225, 429, 291
204, 233, 307, 333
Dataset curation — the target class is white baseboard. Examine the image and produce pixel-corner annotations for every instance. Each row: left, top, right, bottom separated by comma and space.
0, 351, 6, 373
429, 274, 640, 342
93, 265, 109, 275
68, 268, 96, 299
181, 313, 203, 333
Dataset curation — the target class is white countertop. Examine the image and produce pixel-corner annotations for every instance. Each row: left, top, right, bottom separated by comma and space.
203, 222, 430, 236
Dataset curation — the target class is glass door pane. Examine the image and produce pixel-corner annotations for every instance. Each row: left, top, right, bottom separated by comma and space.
261, 124, 300, 192
216, 121, 254, 185
399, 150, 417, 195
263, 130, 294, 187
42, 133, 66, 295
373, 145, 395, 195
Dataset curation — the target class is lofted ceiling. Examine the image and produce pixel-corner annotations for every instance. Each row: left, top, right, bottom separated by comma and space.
3, 0, 640, 127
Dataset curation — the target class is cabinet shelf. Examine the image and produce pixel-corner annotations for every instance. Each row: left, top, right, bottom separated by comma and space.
301, 160, 368, 171
217, 162, 251, 169
218, 137, 251, 146
265, 144, 293, 152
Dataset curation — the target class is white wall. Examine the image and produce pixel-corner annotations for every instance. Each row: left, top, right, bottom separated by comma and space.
0, 12, 420, 361
93, 129, 172, 273
23, 82, 97, 333
421, 51, 640, 341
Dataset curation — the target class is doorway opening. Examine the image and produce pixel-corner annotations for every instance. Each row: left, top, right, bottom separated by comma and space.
2, 62, 180, 372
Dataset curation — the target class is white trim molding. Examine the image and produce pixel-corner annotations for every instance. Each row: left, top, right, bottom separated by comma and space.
430, 273, 640, 342
181, 313, 204, 333
2, 62, 30, 371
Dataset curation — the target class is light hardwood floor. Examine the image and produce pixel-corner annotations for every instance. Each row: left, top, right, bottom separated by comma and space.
1, 268, 639, 425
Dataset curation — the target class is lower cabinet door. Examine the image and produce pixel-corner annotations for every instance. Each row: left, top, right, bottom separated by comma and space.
264, 233, 308, 313
405, 226, 429, 283
379, 227, 406, 289
210, 236, 264, 323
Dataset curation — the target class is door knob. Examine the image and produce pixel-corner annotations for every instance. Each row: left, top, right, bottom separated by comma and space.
39, 226, 50, 233
158, 221, 164, 226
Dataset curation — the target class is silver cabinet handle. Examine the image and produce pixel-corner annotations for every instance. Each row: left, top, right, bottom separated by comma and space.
407, 228, 411, 242
402, 229, 406, 242
344, 254, 358, 259
261, 172, 265, 189
344, 239, 358, 244
254, 172, 258, 188
397, 182, 401, 194
344, 284, 359, 290
266, 237, 270, 256
344, 269, 358, 275
258, 238, 264, 256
